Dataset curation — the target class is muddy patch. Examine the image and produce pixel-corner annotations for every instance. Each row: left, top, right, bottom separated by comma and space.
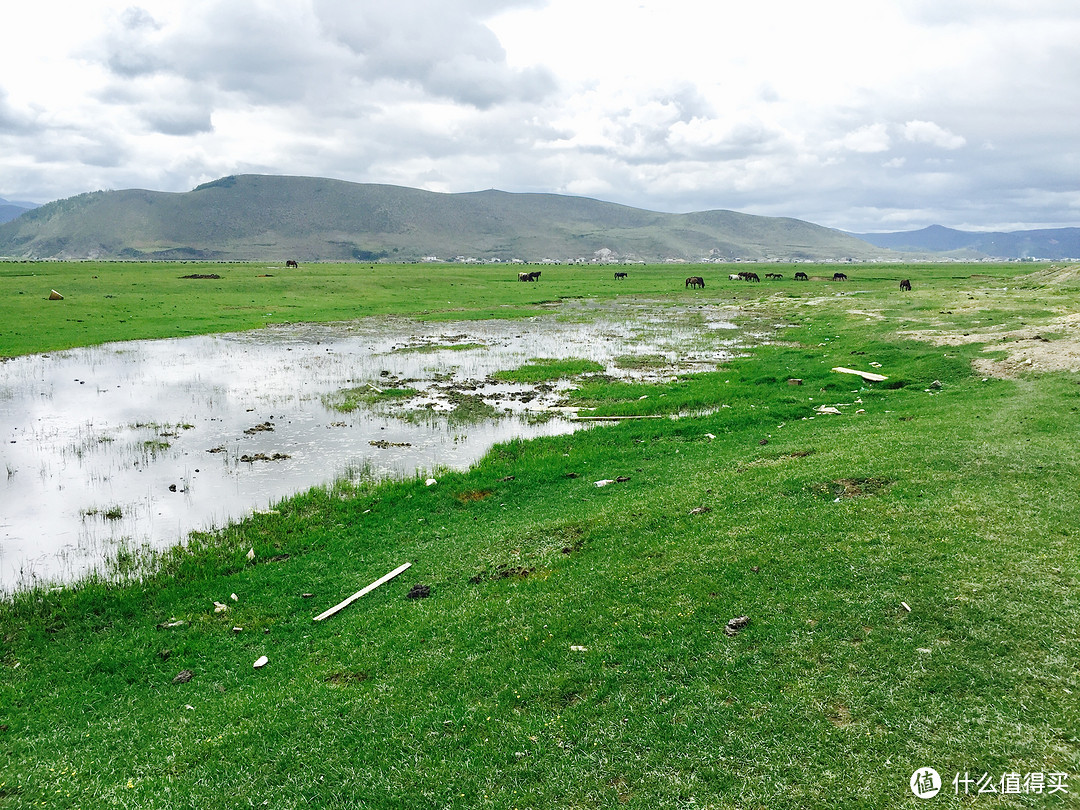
815, 477, 893, 499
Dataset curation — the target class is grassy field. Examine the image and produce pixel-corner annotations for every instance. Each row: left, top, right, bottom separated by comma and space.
2, 260, 1079, 808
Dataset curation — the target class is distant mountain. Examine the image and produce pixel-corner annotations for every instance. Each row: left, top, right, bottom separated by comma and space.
850, 224, 1080, 260
0, 197, 41, 225
0, 174, 888, 262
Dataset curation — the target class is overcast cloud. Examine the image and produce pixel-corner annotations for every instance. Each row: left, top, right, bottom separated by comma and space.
1, 0, 1078, 231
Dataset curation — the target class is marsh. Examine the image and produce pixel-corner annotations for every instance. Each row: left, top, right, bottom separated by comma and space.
0, 300, 747, 591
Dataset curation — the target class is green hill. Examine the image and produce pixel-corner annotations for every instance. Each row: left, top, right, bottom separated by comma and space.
0, 174, 886, 262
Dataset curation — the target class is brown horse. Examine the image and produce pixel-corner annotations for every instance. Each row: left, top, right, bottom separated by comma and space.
285, 259, 298, 268
685, 276, 705, 289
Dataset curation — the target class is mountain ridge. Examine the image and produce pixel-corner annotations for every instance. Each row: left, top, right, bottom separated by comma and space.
0, 174, 887, 262
849, 224, 1080, 260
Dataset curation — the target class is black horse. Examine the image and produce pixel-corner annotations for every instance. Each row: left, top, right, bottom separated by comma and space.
286, 260, 299, 268
685, 276, 705, 289
794, 272, 808, 280
833, 272, 847, 281
900, 279, 912, 291
614, 272, 628, 279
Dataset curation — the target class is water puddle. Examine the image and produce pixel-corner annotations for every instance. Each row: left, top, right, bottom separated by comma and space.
0, 300, 750, 591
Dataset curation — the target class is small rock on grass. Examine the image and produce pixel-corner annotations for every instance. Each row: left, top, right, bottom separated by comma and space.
724, 616, 750, 637
253, 656, 269, 669
172, 669, 194, 684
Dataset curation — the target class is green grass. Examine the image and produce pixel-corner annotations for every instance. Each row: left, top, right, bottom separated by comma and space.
2, 260, 1079, 808
323, 386, 420, 414
492, 357, 606, 383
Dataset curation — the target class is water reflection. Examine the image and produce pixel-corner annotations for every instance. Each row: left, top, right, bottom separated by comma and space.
0, 300, 744, 591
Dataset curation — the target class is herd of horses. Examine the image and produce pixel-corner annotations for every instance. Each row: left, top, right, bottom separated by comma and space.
511, 269, 912, 291
283, 260, 912, 292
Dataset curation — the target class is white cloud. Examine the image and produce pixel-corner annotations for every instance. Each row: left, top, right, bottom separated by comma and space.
1, 0, 1079, 231
835, 124, 892, 154
903, 120, 967, 150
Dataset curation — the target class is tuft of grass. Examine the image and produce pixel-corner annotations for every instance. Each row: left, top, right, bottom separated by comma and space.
493, 357, 605, 383
322, 386, 419, 413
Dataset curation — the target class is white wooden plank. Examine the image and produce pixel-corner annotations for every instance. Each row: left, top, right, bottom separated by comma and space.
313, 562, 412, 621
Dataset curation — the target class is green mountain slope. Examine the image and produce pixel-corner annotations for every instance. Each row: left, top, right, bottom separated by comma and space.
0, 174, 885, 262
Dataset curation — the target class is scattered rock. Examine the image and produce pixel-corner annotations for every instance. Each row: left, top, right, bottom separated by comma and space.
689, 506, 712, 515
179, 274, 221, 280
500, 475, 516, 482
48, 290, 64, 300
724, 616, 750, 637
594, 479, 616, 487
615, 476, 630, 483
158, 618, 186, 628
570, 645, 588, 652
243, 422, 274, 435
425, 478, 438, 486
253, 656, 269, 669
788, 378, 802, 385
172, 669, 194, 684
369, 439, 412, 449
564, 472, 579, 479
213, 601, 228, 613
246, 548, 255, 561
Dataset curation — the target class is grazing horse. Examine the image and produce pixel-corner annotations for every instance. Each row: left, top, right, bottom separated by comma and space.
794, 272, 808, 280
729, 274, 742, 281
528, 271, 541, 281
833, 272, 848, 281
614, 272, 628, 279
765, 273, 783, 279
900, 279, 912, 291
744, 272, 760, 282
685, 276, 705, 289
518, 272, 531, 282
285, 259, 298, 268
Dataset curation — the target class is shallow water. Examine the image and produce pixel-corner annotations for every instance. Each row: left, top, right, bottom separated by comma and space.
0, 300, 745, 591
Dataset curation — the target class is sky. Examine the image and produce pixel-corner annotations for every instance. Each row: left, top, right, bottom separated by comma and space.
2, 0, 1078, 233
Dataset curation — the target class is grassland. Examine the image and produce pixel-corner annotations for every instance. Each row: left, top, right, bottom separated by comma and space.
1, 260, 1079, 808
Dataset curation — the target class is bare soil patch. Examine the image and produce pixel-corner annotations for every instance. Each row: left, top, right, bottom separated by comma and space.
902, 265, 1080, 377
